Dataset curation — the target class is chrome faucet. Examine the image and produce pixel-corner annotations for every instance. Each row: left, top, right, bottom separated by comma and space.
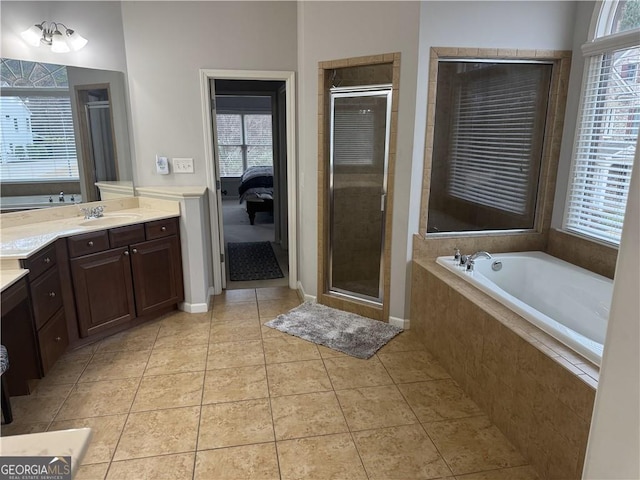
469, 251, 492, 261
80, 205, 105, 219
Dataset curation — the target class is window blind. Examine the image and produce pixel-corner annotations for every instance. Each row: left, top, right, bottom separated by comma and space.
0, 95, 78, 181
447, 65, 550, 215
215, 113, 273, 177
333, 102, 376, 166
565, 48, 639, 244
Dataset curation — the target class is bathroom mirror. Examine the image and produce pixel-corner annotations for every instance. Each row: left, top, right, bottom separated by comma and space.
427, 59, 554, 234
0, 58, 134, 211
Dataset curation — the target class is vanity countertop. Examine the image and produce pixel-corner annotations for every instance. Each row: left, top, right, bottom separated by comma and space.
0, 197, 180, 291
0, 427, 92, 478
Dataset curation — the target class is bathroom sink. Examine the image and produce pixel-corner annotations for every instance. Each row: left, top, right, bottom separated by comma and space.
78, 213, 143, 227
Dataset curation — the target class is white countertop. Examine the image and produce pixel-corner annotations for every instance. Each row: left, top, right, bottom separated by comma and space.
0, 197, 180, 291
0, 427, 92, 478
0, 269, 29, 292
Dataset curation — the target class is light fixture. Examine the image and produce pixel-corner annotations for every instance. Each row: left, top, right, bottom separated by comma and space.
21, 21, 88, 52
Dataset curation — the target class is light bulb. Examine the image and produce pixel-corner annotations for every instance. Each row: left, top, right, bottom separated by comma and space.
65, 30, 88, 51
21, 24, 43, 47
50, 30, 70, 53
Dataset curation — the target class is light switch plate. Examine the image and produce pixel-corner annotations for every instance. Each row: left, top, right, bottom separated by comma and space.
173, 157, 194, 173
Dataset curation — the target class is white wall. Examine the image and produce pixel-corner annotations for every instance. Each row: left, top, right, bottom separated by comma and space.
296, 1, 421, 317
0, 1, 127, 72
120, 1, 297, 187
583, 147, 640, 479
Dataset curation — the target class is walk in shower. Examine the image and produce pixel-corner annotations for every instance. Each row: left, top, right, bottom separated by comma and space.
328, 85, 392, 304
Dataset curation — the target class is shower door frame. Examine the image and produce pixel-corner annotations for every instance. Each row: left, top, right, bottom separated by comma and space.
328, 85, 393, 305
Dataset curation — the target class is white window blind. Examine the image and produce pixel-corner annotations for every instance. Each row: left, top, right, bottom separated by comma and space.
0, 94, 78, 181
333, 104, 375, 166
215, 113, 272, 177
447, 65, 550, 214
565, 47, 640, 244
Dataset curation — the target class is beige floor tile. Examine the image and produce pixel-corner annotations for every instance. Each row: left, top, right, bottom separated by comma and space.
78, 350, 150, 383
10, 384, 73, 423
202, 365, 269, 404
277, 433, 367, 480
66, 342, 101, 356
95, 322, 160, 353
261, 325, 289, 339
107, 453, 195, 480
210, 318, 261, 343
323, 355, 393, 390
317, 345, 351, 359
211, 302, 259, 322
398, 379, 483, 422
336, 385, 418, 431
266, 360, 332, 397
144, 344, 208, 376
113, 406, 200, 461
271, 391, 348, 440
207, 340, 265, 370
378, 331, 427, 353
353, 424, 452, 479
0, 422, 49, 437
55, 378, 139, 420
36, 354, 92, 387
75, 463, 109, 480
377, 350, 450, 383
456, 465, 541, 480
131, 371, 204, 412
198, 398, 274, 449
153, 314, 211, 349
256, 286, 300, 301
49, 414, 127, 465
213, 289, 257, 305
423, 415, 527, 475
257, 298, 301, 319
262, 336, 320, 364
195, 443, 280, 480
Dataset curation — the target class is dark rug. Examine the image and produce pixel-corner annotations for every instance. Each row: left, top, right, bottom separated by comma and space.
227, 241, 284, 281
265, 302, 402, 359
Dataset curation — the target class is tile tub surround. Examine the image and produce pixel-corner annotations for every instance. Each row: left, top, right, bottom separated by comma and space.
411, 259, 597, 480
1, 286, 544, 480
546, 228, 618, 279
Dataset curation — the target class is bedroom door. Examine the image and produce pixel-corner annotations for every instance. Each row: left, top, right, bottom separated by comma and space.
209, 80, 227, 289
328, 85, 392, 303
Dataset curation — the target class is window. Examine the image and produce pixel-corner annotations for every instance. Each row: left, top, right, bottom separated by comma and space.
216, 113, 273, 177
0, 59, 79, 182
564, 1, 640, 244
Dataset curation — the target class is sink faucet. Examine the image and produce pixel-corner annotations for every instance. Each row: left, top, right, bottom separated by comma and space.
80, 205, 105, 219
469, 251, 492, 261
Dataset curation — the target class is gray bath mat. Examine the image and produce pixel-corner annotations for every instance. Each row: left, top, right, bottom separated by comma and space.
265, 302, 402, 359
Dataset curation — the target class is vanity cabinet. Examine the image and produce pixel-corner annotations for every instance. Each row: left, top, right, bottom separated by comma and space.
69, 217, 183, 338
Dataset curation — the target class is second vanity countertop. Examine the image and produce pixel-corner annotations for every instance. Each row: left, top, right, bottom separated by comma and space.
0, 197, 181, 290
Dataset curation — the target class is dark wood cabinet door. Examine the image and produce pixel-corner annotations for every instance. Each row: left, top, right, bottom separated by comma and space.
71, 247, 136, 337
130, 236, 184, 316
37, 309, 69, 374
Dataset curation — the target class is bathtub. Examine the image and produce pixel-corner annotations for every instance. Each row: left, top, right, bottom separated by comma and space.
436, 251, 612, 366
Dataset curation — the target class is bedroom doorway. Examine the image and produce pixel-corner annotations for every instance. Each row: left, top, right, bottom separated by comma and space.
200, 70, 297, 294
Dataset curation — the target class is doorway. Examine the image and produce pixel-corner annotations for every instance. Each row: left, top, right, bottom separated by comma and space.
200, 70, 297, 295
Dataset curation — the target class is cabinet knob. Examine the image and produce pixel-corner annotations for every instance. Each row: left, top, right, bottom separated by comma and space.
88, 241, 94, 247
124, 250, 130, 256
43, 257, 51, 264
48, 291, 56, 298
161, 226, 167, 232
132, 248, 138, 254
55, 336, 62, 342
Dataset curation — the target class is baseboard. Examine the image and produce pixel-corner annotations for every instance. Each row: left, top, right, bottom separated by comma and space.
297, 281, 316, 303
179, 301, 210, 314
389, 315, 410, 330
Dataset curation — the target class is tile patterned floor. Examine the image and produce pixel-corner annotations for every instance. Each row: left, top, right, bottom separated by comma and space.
1, 287, 540, 480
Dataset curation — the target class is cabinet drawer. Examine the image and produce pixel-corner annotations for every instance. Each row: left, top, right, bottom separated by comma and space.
30, 266, 63, 330
109, 224, 145, 248
22, 243, 56, 279
145, 217, 178, 240
67, 230, 110, 258
37, 309, 69, 374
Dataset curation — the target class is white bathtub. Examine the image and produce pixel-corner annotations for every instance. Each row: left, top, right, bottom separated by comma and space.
436, 251, 612, 366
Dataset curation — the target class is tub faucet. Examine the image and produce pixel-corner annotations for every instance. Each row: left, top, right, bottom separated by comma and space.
469, 251, 492, 261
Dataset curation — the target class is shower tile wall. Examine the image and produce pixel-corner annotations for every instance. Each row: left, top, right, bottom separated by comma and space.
546, 229, 618, 279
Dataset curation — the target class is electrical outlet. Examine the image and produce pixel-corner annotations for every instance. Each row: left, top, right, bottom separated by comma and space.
173, 157, 194, 173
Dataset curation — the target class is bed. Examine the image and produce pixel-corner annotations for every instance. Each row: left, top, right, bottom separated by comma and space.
238, 166, 274, 225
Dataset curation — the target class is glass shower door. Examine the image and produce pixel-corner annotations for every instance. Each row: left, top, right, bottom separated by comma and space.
329, 85, 392, 304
